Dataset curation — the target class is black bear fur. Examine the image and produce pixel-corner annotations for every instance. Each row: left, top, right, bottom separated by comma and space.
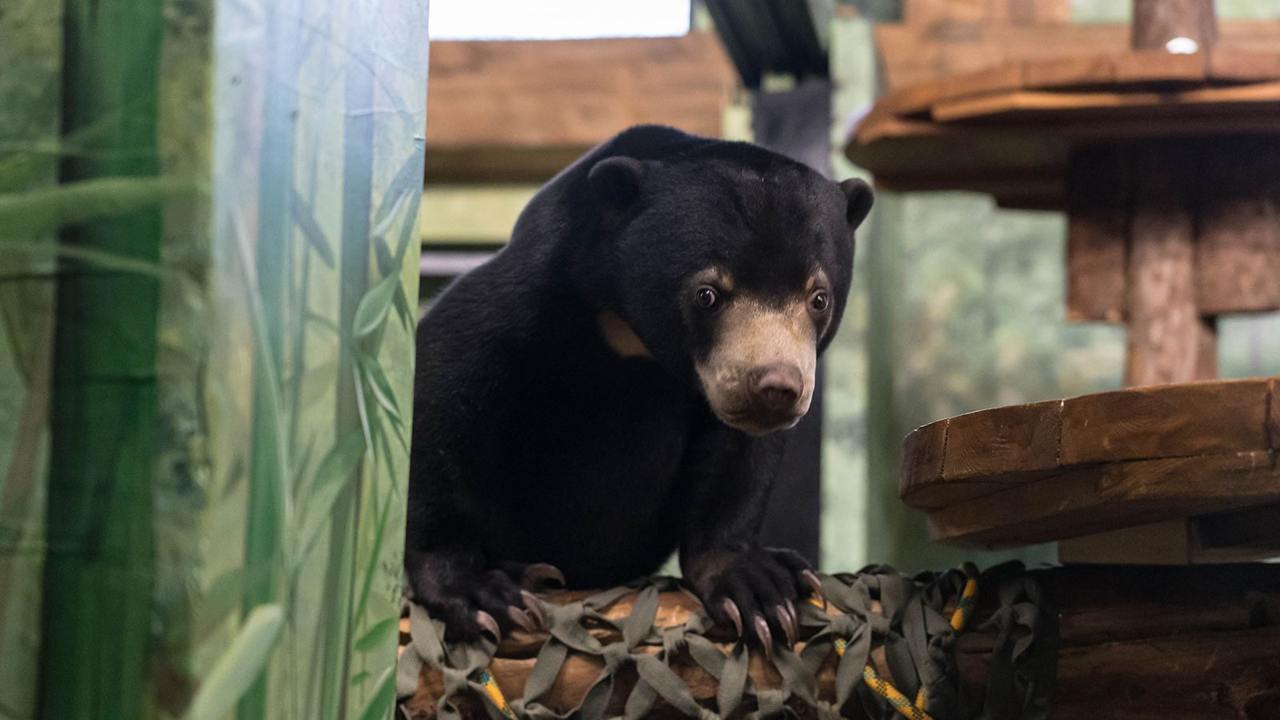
406, 125, 873, 647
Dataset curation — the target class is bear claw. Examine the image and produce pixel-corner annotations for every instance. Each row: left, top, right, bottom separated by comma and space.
475, 611, 502, 643
720, 598, 744, 637
802, 570, 825, 603
520, 591, 546, 628
507, 606, 538, 634
775, 604, 797, 648
752, 614, 774, 659
523, 563, 566, 590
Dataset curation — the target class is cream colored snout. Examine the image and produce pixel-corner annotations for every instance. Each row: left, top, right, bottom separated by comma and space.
694, 298, 817, 436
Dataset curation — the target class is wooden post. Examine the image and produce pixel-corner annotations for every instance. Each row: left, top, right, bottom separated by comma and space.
1125, 146, 1218, 386
1131, 0, 1218, 51
1124, 2, 1220, 386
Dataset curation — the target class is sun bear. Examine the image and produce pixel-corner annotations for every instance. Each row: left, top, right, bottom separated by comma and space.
406, 125, 873, 650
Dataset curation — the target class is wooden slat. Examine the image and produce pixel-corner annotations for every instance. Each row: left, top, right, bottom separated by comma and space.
903, 0, 1070, 27
927, 451, 1280, 547
1057, 519, 1197, 565
874, 20, 1280, 91
928, 80, 1280, 124
943, 400, 1061, 480
1053, 627, 1280, 720
1021, 53, 1117, 89
1059, 503, 1280, 565
898, 417, 946, 503
424, 33, 734, 182
1109, 49, 1206, 84
1209, 48, 1280, 82
902, 380, 1276, 501
1060, 379, 1271, 464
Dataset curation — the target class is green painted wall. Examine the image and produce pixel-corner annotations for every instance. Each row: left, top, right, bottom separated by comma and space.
0, 0, 428, 718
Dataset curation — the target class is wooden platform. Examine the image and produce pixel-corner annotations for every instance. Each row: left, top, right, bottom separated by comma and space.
899, 378, 1280, 549
847, 48, 1280, 211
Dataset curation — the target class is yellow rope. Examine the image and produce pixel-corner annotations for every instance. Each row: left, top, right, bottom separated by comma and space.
831, 569, 980, 720
475, 668, 518, 719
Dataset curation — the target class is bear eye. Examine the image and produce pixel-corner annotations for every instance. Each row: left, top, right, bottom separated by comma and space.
809, 289, 830, 313
694, 285, 719, 310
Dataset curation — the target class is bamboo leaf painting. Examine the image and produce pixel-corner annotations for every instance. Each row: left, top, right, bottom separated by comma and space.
353, 273, 399, 340
183, 604, 285, 720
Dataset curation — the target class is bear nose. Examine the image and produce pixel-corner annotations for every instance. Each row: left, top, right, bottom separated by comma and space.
750, 363, 803, 412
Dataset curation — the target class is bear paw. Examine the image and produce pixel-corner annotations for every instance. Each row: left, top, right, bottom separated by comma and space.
409, 558, 564, 644
685, 547, 823, 657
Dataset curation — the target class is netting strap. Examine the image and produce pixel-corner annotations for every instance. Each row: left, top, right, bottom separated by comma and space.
398, 562, 1055, 720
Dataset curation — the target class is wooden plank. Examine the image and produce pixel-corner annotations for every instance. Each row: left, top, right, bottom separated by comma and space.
1054, 628, 1280, 720
1057, 519, 1194, 565
928, 80, 1280, 124
903, 0, 1070, 27
424, 33, 734, 182
942, 400, 1061, 480
1065, 146, 1128, 323
1039, 563, 1280, 647
874, 20, 1280, 91
1109, 49, 1206, 84
898, 418, 946, 503
1195, 137, 1280, 315
927, 451, 1280, 547
1021, 54, 1116, 89
1059, 507, 1280, 565
1209, 49, 1280, 82
1125, 146, 1216, 386
1059, 379, 1272, 465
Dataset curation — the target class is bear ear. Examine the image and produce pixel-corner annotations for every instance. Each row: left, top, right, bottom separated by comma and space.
589, 157, 646, 207
839, 178, 874, 229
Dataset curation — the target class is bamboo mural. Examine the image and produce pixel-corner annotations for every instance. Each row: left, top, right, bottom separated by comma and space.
0, 0, 429, 718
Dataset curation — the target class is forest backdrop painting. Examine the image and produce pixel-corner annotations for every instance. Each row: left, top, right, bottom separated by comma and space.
0, 0, 428, 717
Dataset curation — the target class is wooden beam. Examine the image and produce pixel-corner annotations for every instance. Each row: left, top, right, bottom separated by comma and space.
874, 20, 1280, 91
425, 33, 735, 183
902, 0, 1070, 27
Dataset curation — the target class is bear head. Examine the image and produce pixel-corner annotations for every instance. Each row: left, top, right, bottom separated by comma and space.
581, 140, 873, 436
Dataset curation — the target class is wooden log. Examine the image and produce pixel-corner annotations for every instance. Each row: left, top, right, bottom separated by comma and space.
1125, 146, 1216, 386
1131, 0, 1218, 52
401, 565, 1280, 719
